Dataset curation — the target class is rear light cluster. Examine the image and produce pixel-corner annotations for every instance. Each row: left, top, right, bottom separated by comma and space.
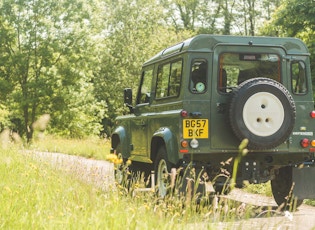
300, 110, 315, 150
181, 139, 199, 149
180, 110, 200, 153
181, 110, 188, 117
300, 138, 315, 148
181, 140, 188, 148
180, 110, 189, 153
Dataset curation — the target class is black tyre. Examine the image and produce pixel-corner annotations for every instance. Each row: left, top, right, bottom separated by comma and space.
131, 161, 152, 187
229, 78, 296, 149
154, 146, 172, 197
271, 166, 303, 210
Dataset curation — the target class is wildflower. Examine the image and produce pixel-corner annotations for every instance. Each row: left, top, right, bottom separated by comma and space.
106, 154, 118, 163
114, 158, 123, 165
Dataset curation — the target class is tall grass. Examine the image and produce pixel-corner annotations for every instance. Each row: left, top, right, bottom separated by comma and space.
2, 135, 311, 228
1, 148, 253, 229
1, 148, 107, 228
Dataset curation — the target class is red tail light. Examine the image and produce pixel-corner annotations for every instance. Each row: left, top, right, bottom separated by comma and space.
181, 140, 188, 148
181, 110, 188, 117
301, 138, 310, 148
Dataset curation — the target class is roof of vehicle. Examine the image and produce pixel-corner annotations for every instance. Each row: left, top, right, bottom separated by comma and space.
144, 34, 309, 65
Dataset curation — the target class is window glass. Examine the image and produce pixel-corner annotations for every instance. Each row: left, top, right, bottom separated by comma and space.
156, 60, 182, 99
190, 59, 207, 93
137, 68, 153, 104
156, 64, 170, 98
218, 53, 280, 93
169, 61, 182, 96
292, 61, 307, 94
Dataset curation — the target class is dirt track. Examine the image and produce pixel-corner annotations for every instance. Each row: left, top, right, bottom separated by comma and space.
29, 151, 315, 230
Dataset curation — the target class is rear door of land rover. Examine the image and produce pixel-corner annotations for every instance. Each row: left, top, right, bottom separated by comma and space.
211, 45, 289, 150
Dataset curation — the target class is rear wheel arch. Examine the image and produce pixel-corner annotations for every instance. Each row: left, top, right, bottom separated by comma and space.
151, 128, 179, 165
111, 134, 120, 149
151, 136, 165, 164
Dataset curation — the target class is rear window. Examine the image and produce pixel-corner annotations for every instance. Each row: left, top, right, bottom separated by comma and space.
218, 53, 280, 93
291, 60, 307, 94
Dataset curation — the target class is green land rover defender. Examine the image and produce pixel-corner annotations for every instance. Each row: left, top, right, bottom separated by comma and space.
111, 34, 315, 207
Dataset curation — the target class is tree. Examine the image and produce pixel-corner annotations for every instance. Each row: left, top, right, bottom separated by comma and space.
0, 0, 297, 141
160, 0, 281, 35
260, 0, 315, 74
92, 0, 192, 135
0, 0, 105, 141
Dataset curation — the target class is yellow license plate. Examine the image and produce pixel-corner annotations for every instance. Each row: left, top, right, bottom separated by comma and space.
183, 119, 208, 139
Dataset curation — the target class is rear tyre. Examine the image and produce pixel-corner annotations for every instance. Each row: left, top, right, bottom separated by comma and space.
154, 146, 172, 197
271, 166, 303, 210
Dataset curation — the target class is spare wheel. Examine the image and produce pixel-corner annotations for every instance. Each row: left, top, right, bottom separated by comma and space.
229, 78, 296, 149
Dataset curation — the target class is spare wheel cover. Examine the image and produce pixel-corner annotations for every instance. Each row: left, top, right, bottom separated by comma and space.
229, 78, 296, 149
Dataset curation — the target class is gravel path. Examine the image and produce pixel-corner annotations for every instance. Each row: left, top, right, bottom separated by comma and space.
27, 150, 115, 191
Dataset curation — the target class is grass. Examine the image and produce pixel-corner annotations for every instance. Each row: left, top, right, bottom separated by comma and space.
2, 136, 313, 228
243, 182, 273, 197
1, 147, 256, 229
1, 148, 117, 229
29, 135, 110, 160
28, 135, 314, 207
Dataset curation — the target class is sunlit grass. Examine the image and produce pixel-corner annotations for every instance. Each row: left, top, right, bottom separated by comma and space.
243, 182, 273, 197
2, 139, 312, 229
0, 148, 253, 229
29, 135, 110, 160
28, 136, 314, 207
0, 148, 113, 228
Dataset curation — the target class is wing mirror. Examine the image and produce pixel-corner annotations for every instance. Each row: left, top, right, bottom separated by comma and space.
124, 88, 134, 113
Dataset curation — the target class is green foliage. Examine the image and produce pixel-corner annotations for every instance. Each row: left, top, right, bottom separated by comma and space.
0, 0, 314, 139
305, 199, 315, 206
243, 182, 273, 197
0, 0, 106, 140
0, 104, 10, 129
260, 0, 315, 76
92, 0, 193, 135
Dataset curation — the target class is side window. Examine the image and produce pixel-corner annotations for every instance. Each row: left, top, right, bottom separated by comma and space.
190, 59, 207, 93
169, 61, 182, 96
292, 61, 307, 94
137, 68, 153, 104
156, 59, 182, 99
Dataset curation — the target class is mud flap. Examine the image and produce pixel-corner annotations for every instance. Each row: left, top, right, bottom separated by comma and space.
293, 166, 315, 199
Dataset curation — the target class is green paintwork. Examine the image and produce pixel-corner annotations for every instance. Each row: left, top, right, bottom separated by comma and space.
112, 34, 315, 179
